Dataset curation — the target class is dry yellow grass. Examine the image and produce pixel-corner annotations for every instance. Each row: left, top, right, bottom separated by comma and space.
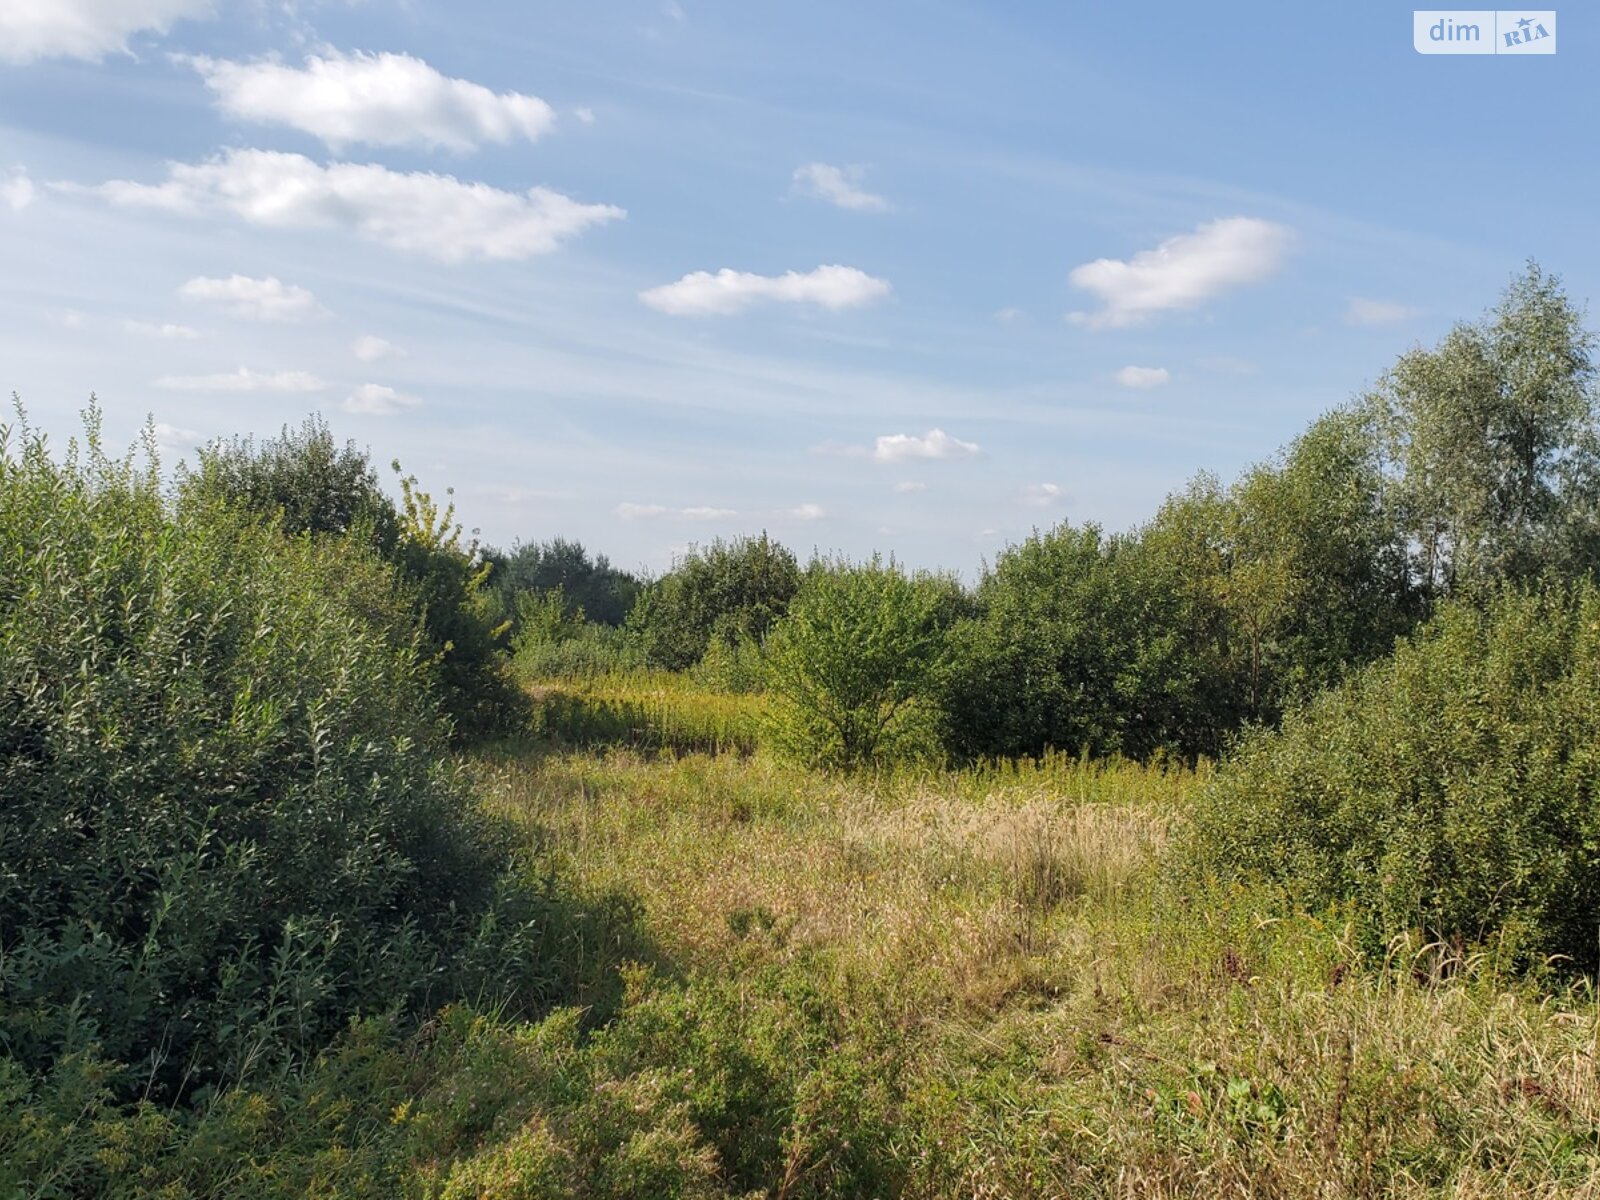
469, 743, 1600, 1197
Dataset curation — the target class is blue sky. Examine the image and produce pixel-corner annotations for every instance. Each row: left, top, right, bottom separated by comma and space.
1, 1, 1594, 575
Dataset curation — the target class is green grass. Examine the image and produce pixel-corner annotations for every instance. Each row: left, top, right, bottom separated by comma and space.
16, 679, 1600, 1197
528, 670, 767, 756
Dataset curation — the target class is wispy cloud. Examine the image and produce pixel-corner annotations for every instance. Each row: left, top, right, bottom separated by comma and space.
188, 51, 555, 153
787, 503, 825, 520
1113, 365, 1170, 389
85, 149, 624, 263
352, 335, 406, 362
153, 421, 201, 449
1344, 297, 1420, 327
1068, 217, 1293, 329
154, 367, 326, 392
792, 163, 891, 212
125, 319, 200, 339
179, 274, 324, 321
616, 502, 737, 520
641, 264, 891, 316
345, 383, 421, 415
0, 0, 212, 64
893, 480, 928, 493
872, 428, 981, 463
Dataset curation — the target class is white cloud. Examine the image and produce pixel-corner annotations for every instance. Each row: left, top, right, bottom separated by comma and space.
345, 383, 421, 415
663, 1, 687, 20
0, 0, 211, 64
153, 421, 201, 449
616, 502, 738, 520
993, 307, 1025, 324
792, 163, 890, 213
1067, 217, 1293, 329
787, 503, 825, 520
189, 50, 555, 153
641, 264, 891, 316
1113, 365, 1170, 390
87, 148, 625, 263
179, 273, 324, 322
3, 167, 35, 211
892, 480, 927, 493
872, 428, 981, 463
1021, 482, 1064, 507
125, 319, 200, 339
154, 367, 326, 392
352, 335, 405, 362
614, 502, 739, 521
1345, 297, 1420, 327
616, 503, 669, 520
573, 106, 596, 124
50, 309, 86, 329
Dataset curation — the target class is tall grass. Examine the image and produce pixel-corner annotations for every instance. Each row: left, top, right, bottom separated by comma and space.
528, 670, 767, 756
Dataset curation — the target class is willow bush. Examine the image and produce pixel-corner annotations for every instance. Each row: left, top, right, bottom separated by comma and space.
1186, 584, 1600, 968
0, 410, 545, 1104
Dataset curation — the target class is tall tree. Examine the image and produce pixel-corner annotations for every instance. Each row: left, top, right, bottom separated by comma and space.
1367, 262, 1600, 599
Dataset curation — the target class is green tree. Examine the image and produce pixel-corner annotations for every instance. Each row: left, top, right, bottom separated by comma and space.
947, 522, 1221, 762
487, 537, 641, 630
630, 534, 801, 670
762, 557, 958, 768
1367, 262, 1600, 600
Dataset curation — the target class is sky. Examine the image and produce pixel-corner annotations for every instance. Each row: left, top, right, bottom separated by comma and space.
0, 1, 1595, 576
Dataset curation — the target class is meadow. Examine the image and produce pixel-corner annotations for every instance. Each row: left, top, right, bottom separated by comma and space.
10, 267, 1600, 1196
27, 676, 1598, 1198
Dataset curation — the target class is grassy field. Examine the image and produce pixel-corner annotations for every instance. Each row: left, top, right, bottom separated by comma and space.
463, 736, 1600, 1198
50, 678, 1600, 1197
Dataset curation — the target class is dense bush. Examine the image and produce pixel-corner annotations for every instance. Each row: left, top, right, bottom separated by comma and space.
762, 558, 960, 768
1185, 585, 1600, 967
0, 412, 542, 1103
512, 590, 646, 679
184, 419, 527, 742
487, 537, 641, 630
948, 521, 1239, 762
629, 534, 800, 670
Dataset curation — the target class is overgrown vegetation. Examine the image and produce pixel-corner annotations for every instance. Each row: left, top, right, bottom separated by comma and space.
0, 409, 555, 1115
9, 264, 1600, 1196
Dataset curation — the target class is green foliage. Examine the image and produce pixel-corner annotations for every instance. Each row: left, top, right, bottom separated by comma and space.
1367, 261, 1600, 599
0, 408, 544, 1105
629, 534, 800, 670
531, 673, 765, 756
947, 523, 1222, 761
488, 537, 642, 630
388, 465, 529, 741
762, 557, 958, 768
185, 416, 401, 549
184, 418, 527, 742
512, 589, 646, 680
1186, 584, 1600, 967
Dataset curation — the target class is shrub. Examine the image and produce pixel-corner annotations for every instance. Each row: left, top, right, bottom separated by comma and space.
762, 558, 957, 768
513, 592, 645, 680
1185, 584, 1600, 968
629, 534, 800, 670
183, 418, 527, 743
945, 524, 1219, 762
487, 537, 642, 631
0, 410, 539, 1102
